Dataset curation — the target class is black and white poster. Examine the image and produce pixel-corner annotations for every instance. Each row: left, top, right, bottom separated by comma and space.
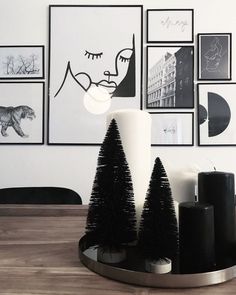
147, 46, 194, 109
147, 9, 194, 43
48, 5, 142, 145
0, 46, 44, 79
151, 112, 193, 146
198, 33, 231, 80
198, 83, 236, 146
0, 82, 44, 144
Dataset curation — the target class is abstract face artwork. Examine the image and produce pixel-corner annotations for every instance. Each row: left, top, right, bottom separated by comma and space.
49, 6, 142, 144
198, 34, 231, 80
51, 7, 138, 110
204, 37, 223, 73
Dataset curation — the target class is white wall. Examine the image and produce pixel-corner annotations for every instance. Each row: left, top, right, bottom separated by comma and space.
0, 0, 236, 204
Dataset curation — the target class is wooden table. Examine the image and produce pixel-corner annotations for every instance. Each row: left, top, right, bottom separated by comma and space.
0, 204, 235, 295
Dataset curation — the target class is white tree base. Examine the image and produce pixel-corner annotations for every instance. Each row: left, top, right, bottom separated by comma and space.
97, 247, 126, 264
145, 258, 172, 274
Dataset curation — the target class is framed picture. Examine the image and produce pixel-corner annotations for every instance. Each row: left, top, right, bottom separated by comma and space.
48, 5, 143, 145
197, 83, 236, 146
198, 33, 232, 80
0, 46, 44, 79
151, 112, 194, 146
147, 9, 194, 43
146, 46, 194, 109
0, 82, 44, 144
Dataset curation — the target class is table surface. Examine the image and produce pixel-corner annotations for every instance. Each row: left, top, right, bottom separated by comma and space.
0, 204, 235, 295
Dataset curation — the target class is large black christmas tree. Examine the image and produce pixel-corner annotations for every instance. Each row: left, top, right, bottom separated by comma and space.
86, 119, 137, 251
138, 157, 178, 261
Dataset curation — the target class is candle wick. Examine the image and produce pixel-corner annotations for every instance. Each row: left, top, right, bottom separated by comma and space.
206, 158, 216, 171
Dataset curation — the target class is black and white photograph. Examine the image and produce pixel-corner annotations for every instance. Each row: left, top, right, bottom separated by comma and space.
151, 112, 193, 146
0, 46, 44, 79
48, 5, 142, 145
146, 46, 194, 109
198, 33, 231, 80
0, 82, 44, 144
198, 83, 236, 146
147, 9, 194, 43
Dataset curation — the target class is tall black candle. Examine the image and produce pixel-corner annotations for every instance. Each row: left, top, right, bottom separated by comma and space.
179, 202, 215, 274
198, 171, 235, 267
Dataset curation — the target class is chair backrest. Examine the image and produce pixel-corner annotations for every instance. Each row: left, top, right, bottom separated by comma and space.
0, 187, 82, 204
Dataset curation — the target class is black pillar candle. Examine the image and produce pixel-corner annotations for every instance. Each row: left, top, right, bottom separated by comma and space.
179, 202, 215, 274
198, 172, 235, 267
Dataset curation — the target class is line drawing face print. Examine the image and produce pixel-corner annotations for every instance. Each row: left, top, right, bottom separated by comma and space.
55, 35, 135, 99
51, 7, 137, 115
203, 37, 224, 73
49, 6, 142, 144
200, 35, 230, 79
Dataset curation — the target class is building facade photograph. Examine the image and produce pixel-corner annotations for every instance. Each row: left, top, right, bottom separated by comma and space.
147, 46, 194, 108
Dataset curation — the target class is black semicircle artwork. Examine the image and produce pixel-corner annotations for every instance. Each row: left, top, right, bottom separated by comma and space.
208, 92, 231, 137
199, 104, 208, 125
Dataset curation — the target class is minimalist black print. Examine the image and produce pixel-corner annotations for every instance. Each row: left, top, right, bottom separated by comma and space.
198, 83, 236, 146
199, 92, 231, 137
48, 6, 142, 144
198, 34, 231, 80
147, 46, 194, 108
55, 35, 136, 99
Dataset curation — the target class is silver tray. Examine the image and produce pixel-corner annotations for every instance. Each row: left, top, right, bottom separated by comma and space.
78, 235, 236, 288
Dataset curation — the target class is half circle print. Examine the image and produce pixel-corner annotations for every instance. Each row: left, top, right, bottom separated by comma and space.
208, 92, 231, 137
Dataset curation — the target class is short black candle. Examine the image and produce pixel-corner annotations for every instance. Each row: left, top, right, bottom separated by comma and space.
198, 171, 235, 267
179, 202, 215, 274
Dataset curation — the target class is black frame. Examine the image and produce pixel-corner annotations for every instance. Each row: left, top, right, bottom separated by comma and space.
0, 45, 45, 80
197, 33, 232, 81
151, 112, 194, 146
0, 81, 45, 145
48, 5, 143, 146
146, 45, 194, 109
147, 9, 194, 43
197, 82, 236, 146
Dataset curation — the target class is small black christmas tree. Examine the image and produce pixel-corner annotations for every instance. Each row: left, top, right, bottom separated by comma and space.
138, 157, 178, 263
86, 119, 137, 252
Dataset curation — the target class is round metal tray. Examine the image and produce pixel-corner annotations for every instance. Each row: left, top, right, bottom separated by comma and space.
78, 235, 236, 288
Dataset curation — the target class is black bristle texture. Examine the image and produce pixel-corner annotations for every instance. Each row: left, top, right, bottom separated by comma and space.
86, 119, 137, 250
138, 157, 179, 260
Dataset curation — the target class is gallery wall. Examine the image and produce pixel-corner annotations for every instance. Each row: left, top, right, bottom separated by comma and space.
0, 0, 236, 204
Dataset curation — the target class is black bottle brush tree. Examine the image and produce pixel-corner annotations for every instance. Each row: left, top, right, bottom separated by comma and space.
86, 119, 137, 263
138, 157, 178, 273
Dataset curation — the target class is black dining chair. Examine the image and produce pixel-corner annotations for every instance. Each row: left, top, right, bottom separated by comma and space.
0, 187, 82, 204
